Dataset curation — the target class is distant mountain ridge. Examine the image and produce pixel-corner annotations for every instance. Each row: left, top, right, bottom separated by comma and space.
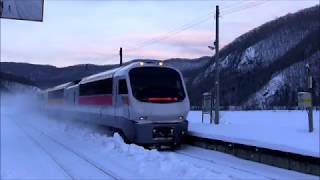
0, 57, 209, 89
1, 5, 319, 108
0, 62, 117, 88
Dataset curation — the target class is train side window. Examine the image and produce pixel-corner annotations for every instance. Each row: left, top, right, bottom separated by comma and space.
48, 89, 64, 99
80, 78, 113, 96
118, 79, 128, 95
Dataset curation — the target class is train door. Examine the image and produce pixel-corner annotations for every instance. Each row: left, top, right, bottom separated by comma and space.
115, 78, 129, 121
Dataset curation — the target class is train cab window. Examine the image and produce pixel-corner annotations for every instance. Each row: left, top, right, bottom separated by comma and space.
80, 78, 113, 96
118, 79, 128, 94
129, 67, 185, 103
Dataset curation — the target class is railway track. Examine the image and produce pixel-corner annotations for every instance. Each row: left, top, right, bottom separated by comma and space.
13, 120, 120, 180
186, 135, 320, 176
175, 148, 276, 180
10, 118, 317, 179
12, 119, 272, 180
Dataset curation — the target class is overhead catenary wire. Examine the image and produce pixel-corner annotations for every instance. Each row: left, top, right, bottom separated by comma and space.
221, 1, 267, 17
125, 3, 243, 52
103, 11, 218, 63
125, 14, 215, 52
104, 1, 268, 64
125, 1, 267, 53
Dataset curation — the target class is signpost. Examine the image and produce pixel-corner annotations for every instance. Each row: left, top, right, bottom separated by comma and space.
298, 63, 314, 133
0, 0, 44, 22
298, 92, 312, 108
298, 92, 313, 132
202, 92, 213, 123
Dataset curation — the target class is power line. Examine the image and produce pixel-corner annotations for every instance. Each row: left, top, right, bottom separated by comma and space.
125, 12, 216, 53
105, 1, 268, 64
222, 1, 267, 17
124, 3, 250, 54
102, 11, 217, 63
126, 1, 266, 55
128, 16, 214, 52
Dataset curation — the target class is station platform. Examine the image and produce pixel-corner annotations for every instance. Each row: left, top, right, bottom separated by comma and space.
187, 110, 320, 175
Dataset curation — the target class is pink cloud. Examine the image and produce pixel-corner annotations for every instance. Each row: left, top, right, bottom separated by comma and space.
54, 30, 218, 63
122, 31, 212, 48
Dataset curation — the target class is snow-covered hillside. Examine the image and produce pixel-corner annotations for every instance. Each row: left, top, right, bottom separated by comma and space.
188, 5, 320, 108
245, 52, 320, 108
165, 57, 209, 72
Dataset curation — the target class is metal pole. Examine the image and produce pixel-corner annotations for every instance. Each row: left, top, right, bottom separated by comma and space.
0, 0, 3, 17
214, 5, 220, 125
308, 109, 313, 132
119, 47, 123, 66
210, 93, 213, 124
202, 96, 204, 123
306, 64, 313, 132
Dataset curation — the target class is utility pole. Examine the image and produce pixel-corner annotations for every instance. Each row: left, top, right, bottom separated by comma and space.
0, 0, 3, 17
306, 64, 313, 132
214, 5, 220, 125
119, 47, 123, 66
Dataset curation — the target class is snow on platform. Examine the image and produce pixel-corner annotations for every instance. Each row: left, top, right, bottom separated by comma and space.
188, 111, 320, 158
1, 95, 317, 179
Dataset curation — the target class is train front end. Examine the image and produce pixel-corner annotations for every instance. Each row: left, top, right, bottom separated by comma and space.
127, 64, 190, 147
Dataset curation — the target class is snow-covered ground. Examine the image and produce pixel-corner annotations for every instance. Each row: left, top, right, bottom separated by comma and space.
1, 94, 318, 179
188, 111, 320, 157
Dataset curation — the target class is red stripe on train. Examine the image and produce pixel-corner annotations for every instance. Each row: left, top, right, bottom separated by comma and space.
146, 97, 178, 101
79, 95, 112, 105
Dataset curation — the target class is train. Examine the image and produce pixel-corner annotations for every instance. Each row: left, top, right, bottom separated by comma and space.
42, 61, 190, 148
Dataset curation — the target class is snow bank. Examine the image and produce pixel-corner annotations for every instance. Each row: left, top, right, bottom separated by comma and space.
188, 111, 320, 157
37, 116, 227, 179
0, 94, 243, 179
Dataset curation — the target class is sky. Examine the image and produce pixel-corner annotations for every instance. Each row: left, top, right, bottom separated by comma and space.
1, 0, 319, 67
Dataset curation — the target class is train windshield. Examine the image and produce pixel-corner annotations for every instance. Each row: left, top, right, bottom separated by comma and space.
129, 67, 186, 103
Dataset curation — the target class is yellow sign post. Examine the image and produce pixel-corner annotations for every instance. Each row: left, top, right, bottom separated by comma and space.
298, 92, 312, 108
298, 92, 313, 132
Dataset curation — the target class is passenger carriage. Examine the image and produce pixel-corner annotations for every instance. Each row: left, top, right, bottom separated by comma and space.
44, 62, 190, 148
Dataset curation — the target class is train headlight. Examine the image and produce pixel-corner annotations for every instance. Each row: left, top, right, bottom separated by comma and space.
139, 61, 144, 66
139, 116, 147, 120
158, 61, 164, 66
178, 116, 184, 120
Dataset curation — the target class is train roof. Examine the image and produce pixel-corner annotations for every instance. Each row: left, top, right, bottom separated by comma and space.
46, 61, 176, 88
46, 82, 74, 92
80, 67, 121, 84
66, 84, 79, 89
80, 61, 167, 84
